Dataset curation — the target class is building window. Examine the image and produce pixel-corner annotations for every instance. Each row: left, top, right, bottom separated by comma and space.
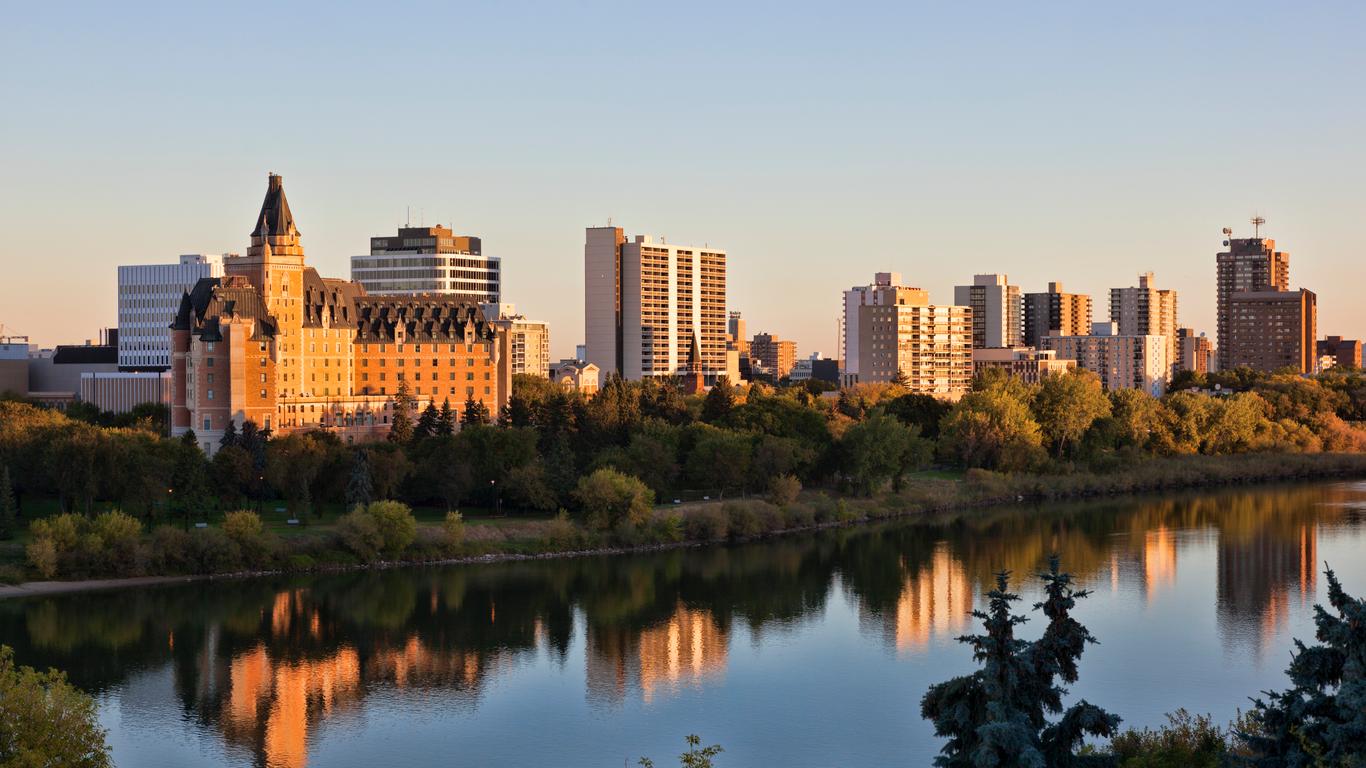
203, 416, 211, 430
207, 389, 214, 400
206, 357, 214, 367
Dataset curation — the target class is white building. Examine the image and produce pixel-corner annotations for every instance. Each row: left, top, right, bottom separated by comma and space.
1042, 322, 1170, 396
585, 226, 727, 381
351, 225, 500, 302
117, 254, 226, 369
954, 273, 1022, 349
1110, 272, 1178, 370
480, 303, 551, 378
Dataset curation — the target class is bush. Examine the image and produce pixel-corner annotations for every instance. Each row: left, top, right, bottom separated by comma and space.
573, 468, 655, 531
725, 502, 762, 539
783, 502, 816, 528
1106, 710, 1234, 767
0, 645, 113, 768
685, 506, 729, 541
649, 512, 684, 544
146, 526, 192, 574
366, 501, 417, 558
222, 510, 273, 568
30, 513, 83, 553
337, 506, 383, 561
92, 510, 142, 575
285, 553, 316, 571
0, 564, 24, 584
767, 474, 802, 506
188, 528, 242, 573
442, 511, 465, 549
542, 511, 581, 549
25, 538, 57, 579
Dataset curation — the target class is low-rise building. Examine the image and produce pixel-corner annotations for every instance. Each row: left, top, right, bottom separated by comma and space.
971, 347, 1076, 385
80, 371, 172, 413
1042, 323, 1169, 395
1317, 336, 1362, 371
551, 359, 599, 395
1175, 328, 1214, 376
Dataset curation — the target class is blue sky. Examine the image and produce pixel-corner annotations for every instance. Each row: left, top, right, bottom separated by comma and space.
2, 1, 1363, 357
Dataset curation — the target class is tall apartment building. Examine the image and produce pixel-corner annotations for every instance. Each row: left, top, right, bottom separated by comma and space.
171, 174, 510, 454
954, 273, 1022, 349
1216, 235, 1289, 371
1043, 322, 1169, 395
1110, 272, 1178, 367
1317, 336, 1362, 370
1175, 328, 1214, 376
480, 303, 550, 378
842, 272, 904, 380
750, 333, 797, 379
118, 254, 226, 369
584, 226, 727, 382
856, 282, 973, 396
1227, 289, 1317, 374
1023, 282, 1092, 347
351, 225, 500, 303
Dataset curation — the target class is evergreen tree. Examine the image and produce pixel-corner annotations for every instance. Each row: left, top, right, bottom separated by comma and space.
218, 420, 238, 450
890, 367, 911, 389
388, 380, 415, 443
345, 449, 374, 507
414, 401, 439, 440
921, 557, 1119, 767
1242, 567, 1366, 766
436, 398, 456, 436
462, 397, 490, 426
180, 428, 198, 449
701, 376, 735, 423
0, 465, 16, 540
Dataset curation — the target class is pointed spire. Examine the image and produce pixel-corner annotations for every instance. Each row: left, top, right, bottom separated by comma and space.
251, 173, 298, 238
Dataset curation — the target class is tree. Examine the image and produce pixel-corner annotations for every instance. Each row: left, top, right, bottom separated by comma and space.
921, 557, 1119, 767
436, 398, 456, 436
684, 427, 752, 498
345, 449, 374, 507
0, 645, 112, 767
841, 410, 933, 494
0, 465, 15, 540
414, 401, 439, 440
885, 392, 952, 440
218, 419, 239, 450
462, 396, 491, 426
388, 380, 416, 443
573, 467, 654, 530
1242, 567, 1366, 766
939, 385, 1045, 471
890, 367, 911, 390
701, 377, 735, 423
1033, 370, 1111, 458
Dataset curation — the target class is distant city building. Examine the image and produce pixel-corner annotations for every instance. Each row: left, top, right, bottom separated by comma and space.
1024, 282, 1092, 347
584, 227, 727, 382
1317, 336, 1362, 371
971, 347, 1076, 385
480, 303, 550, 378
1175, 328, 1214, 376
0, 336, 30, 397
856, 281, 972, 396
351, 225, 500, 303
954, 273, 1022, 349
750, 333, 796, 379
28, 329, 120, 399
551, 358, 600, 395
1043, 322, 1169, 395
1216, 232, 1290, 371
1227, 289, 1317, 374
842, 272, 902, 381
171, 174, 511, 454
118, 254, 226, 369
790, 354, 839, 384
1110, 272, 1178, 369
80, 371, 172, 414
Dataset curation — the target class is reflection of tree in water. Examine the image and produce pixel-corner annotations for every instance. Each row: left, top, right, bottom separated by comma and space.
0, 482, 1358, 766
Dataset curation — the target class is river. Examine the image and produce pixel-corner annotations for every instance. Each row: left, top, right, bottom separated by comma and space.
2, 480, 1364, 767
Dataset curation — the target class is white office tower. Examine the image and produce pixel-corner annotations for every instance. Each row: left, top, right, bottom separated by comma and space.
954, 273, 1023, 349
117, 254, 226, 369
351, 225, 500, 302
584, 226, 727, 381
842, 272, 903, 381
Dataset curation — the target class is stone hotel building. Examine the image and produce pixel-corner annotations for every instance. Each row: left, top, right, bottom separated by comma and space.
171, 174, 510, 454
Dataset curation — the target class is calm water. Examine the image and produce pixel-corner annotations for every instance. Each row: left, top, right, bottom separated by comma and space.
3, 481, 1366, 767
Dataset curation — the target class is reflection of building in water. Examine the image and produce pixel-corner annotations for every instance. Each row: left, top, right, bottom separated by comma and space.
1143, 525, 1178, 599
585, 604, 728, 704
861, 544, 973, 653
1217, 522, 1317, 656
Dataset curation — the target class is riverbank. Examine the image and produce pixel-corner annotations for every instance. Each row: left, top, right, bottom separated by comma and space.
4, 451, 1366, 599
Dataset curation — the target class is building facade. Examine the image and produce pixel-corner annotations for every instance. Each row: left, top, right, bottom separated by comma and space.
171, 174, 510, 454
80, 371, 172, 414
1024, 282, 1092, 347
971, 347, 1076, 385
750, 333, 797, 379
118, 254, 226, 369
1317, 336, 1362, 371
0, 336, 29, 397
954, 273, 1022, 349
584, 227, 727, 382
1110, 272, 1178, 368
351, 225, 499, 303
856, 283, 972, 396
1216, 236, 1290, 371
551, 359, 600, 395
1043, 323, 1169, 395
842, 272, 902, 381
1175, 328, 1214, 376
480, 303, 550, 378
1226, 289, 1317, 374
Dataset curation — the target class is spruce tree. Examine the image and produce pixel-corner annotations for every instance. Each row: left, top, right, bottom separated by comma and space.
415, 402, 439, 440
462, 397, 490, 426
345, 449, 374, 507
218, 420, 238, 450
890, 367, 911, 390
700, 377, 734, 423
436, 398, 456, 436
921, 557, 1119, 767
1242, 567, 1366, 766
388, 380, 415, 443
0, 465, 16, 541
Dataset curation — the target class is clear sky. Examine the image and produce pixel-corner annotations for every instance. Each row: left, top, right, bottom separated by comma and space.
2, 1, 1363, 359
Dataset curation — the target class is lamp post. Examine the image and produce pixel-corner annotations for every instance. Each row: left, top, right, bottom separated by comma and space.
490, 479, 502, 518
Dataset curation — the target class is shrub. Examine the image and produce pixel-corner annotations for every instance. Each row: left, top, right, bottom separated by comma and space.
0, 645, 113, 768
573, 468, 655, 531
337, 506, 383, 561
811, 493, 840, 524
648, 512, 684, 544
30, 513, 83, 553
542, 511, 580, 549
188, 528, 242, 573
1106, 709, 1233, 768
285, 553, 316, 572
442, 511, 465, 549
366, 501, 417, 558
26, 538, 57, 579
0, 564, 24, 584
685, 506, 729, 541
222, 510, 272, 568
725, 502, 762, 539
146, 526, 193, 574
92, 510, 142, 575
766, 474, 802, 506
783, 502, 816, 528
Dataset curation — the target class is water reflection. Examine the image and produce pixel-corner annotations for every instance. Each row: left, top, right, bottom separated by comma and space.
0, 482, 1361, 768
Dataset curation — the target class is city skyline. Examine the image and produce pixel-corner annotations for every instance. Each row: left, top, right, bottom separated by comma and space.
3, 2, 1365, 358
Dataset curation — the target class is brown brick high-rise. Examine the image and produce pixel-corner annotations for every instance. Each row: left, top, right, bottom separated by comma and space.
1217, 237, 1289, 371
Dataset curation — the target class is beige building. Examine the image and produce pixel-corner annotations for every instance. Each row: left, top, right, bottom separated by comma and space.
1175, 328, 1214, 376
972, 347, 1076, 385
551, 359, 600, 396
80, 371, 171, 413
1043, 322, 1169, 395
1217, 234, 1290, 371
954, 273, 1022, 349
1024, 282, 1092, 347
584, 227, 727, 382
842, 272, 902, 381
480, 303, 550, 378
856, 282, 972, 396
1110, 272, 1177, 367
1227, 289, 1317, 374
750, 333, 796, 379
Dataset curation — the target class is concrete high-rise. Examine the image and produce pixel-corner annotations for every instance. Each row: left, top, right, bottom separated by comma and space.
1216, 234, 1290, 371
480, 303, 551, 378
954, 273, 1022, 349
1227, 289, 1317, 374
842, 272, 902, 380
855, 281, 972, 396
1043, 322, 1169, 395
584, 227, 727, 382
1024, 282, 1092, 347
351, 225, 499, 303
1110, 272, 1178, 368
750, 333, 797, 379
1175, 328, 1214, 376
118, 254, 226, 369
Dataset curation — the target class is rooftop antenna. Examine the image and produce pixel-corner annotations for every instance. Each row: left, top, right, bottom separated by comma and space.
1251, 214, 1266, 238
